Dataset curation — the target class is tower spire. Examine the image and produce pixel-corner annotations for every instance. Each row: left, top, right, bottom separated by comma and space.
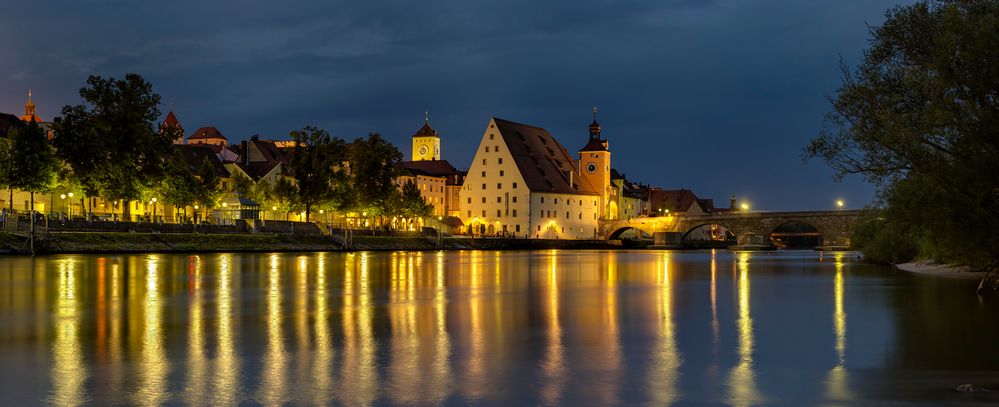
588, 106, 601, 139
425, 111, 430, 124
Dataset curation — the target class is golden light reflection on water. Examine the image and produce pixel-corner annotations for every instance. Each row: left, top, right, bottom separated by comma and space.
826, 252, 852, 401
183, 256, 207, 405
213, 254, 239, 405
311, 252, 334, 405
49, 257, 86, 406
134, 255, 168, 406
539, 251, 566, 406
648, 251, 682, 405
9, 250, 904, 405
258, 254, 287, 405
340, 252, 378, 406
727, 252, 763, 407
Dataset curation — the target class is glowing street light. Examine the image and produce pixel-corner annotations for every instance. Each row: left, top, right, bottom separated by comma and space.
836, 199, 845, 208
741, 203, 750, 211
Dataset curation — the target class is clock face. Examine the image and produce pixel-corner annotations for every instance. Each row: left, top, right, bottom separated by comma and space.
418, 145, 429, 157
434, 145, 440, 158
586, 162, 598, 174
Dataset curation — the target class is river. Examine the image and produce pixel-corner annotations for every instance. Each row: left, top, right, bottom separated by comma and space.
0, 250, 997, 405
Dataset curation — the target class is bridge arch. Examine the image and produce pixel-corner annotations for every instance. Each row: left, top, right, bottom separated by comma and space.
767, 220, 824, 249
607, 226, 654, 240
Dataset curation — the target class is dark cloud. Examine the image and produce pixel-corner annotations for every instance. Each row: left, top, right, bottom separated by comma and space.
1, 0, 914, 210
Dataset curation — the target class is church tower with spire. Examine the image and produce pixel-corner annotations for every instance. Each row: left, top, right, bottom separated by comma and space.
411, 112, 441, 161
578, 107, 612, 218
20, 90, 42, 123
161, 109, 184, 144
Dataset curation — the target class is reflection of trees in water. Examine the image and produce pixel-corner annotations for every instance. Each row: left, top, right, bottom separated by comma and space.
885, 273, 999, 370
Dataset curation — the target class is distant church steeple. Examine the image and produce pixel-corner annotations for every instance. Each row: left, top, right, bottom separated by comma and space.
589, 106, 601, 140
411, 111, 441, 161
20, 89, 42, 123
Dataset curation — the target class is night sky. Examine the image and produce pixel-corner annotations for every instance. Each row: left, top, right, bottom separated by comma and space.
1, 0, 914, 211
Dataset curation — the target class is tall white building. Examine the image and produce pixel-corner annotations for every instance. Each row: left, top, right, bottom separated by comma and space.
461, 117, 608, 239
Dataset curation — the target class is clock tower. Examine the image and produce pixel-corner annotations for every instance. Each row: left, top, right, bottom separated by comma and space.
578, 107, 612, 218
411, 113, 441, 161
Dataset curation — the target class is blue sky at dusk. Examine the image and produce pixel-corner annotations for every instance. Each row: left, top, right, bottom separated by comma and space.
0, 0, 915, 210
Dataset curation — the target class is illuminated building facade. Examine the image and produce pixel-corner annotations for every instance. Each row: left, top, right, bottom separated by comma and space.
461, 117, 602, 238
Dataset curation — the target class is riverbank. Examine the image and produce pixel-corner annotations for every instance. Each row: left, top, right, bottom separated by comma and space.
0, 232, 614, 255
895, 260, 984, 280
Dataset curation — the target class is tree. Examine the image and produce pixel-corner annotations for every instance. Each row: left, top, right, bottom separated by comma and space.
289, 126, 348, 222
8, 121, 59, 253
348, 132, 404, 219
0, 131, 11, 214
399, 179, 433, 218
52, 74, 172, 221
194, 157, 221, 212
272, 177, 300, 220
159, 151, 200, 222
806, 1, 999, 273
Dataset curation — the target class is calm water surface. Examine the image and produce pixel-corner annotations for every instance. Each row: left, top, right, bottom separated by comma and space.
1, 250, 998, 406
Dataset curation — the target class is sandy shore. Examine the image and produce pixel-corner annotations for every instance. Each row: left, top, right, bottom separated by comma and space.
895, 260, 985, 279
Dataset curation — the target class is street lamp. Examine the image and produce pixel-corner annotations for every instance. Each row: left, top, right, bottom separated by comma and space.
67, 192, 74, 218
60, 194, 66, 220
150, 197, 157, 223
836, 199, 845, 209
194, 204, 199, 224
741, 203, 750, 212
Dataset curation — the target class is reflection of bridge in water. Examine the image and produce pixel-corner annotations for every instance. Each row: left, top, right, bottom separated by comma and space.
600, 210, 865, 247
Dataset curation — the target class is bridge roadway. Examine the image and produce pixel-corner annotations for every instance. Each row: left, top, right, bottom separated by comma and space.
599, 210, 865, 246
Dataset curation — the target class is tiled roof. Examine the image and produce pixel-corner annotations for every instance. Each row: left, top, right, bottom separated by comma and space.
493, 117, 598, 195
189, 126, 226, 140
173, 144, 230, 178
649, 189, 706, 213
413, 122, 438, 137
0, 112, 25, 135
163, 111, 181, 128
235, 160, 283, 181
579, 137, 609, 152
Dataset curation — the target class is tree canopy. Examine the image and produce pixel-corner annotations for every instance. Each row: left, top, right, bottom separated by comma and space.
52, 74, 174, 218
289, 126, 348, 222
348, 132, 404, 217
806, 0, 999, 269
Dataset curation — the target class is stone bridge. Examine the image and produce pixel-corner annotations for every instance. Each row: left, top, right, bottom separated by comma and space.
599, 210, 865, 247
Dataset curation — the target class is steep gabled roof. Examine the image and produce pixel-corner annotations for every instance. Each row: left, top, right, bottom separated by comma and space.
413, 122, 438, 138
173, 144, 230, 178
649, 189, 706, 213
163, 111, 181, 129
189, 126, 227, 140
492, 117, 598, 195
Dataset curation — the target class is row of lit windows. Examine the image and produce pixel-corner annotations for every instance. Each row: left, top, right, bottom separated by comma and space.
469, 196, 519, 204
481, 170, 506, 177
468, 209, 519, 218
480, 157, 504, 165
480, 182, 517, 190
539, 196, 597, 206
539, 210, 593, 220
484, 145, 501, 153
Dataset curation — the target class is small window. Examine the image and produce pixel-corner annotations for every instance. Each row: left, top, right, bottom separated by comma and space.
481, 171, 486, 177
482, 183, 486, 190
537, 225, 541, 232
482, 210, 486, 216
555, 198, 559, 204
516, 224, 521, 232
513, 182, 518, 189
512, 209, 518, 217
486, 146, 490, 152
468, 197, 472, 204
497, 183, 502, 189
467, 210, 471, 217
579, 213, 582, 219
496, 197, 501, 203
497, 210, 501, 217
495, 145, 500, 151
498, 158, 503, 164
541, 197, 545, 203
499, 170, 504, 176
481, 197, 486, 203
489, 134, 494, 140
565, 212, 569, 219
482, 159, 487, 165
512, 196, 517, 203
540, 210, 544, 218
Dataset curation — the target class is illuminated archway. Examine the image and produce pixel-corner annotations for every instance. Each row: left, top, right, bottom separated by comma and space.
768, 221, 823, 249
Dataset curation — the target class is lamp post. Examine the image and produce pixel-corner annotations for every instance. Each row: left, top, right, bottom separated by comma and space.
194, 204, 199, 225
150, 197, 157, 223
271, 206, 277, 222
67, 192, 74, 218
60, 194, 66, 221
836, 199, 845, 209
221, 202, 228, 225
740, 203, 749, 212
